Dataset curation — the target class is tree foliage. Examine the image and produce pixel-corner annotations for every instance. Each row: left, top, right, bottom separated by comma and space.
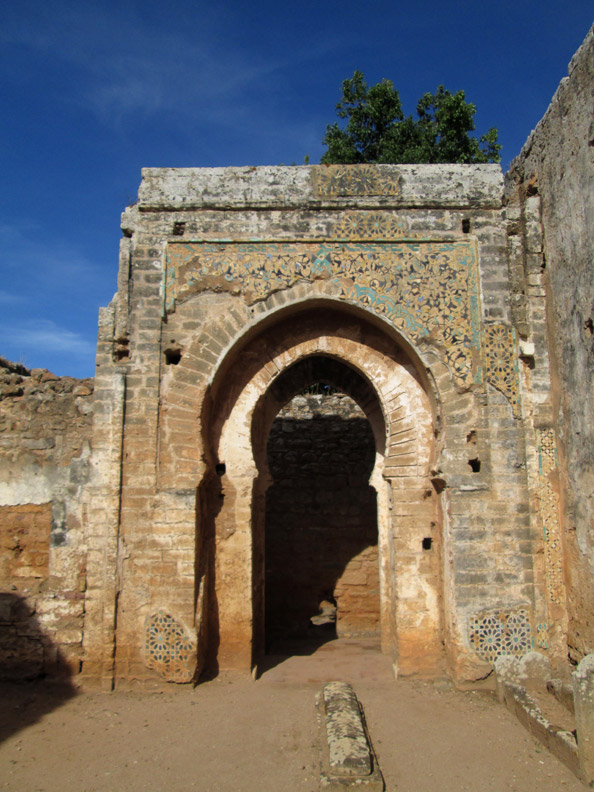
321, 71, 501, 165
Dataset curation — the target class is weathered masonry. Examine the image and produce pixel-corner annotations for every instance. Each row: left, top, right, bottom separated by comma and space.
84, 162, 561, 687
1, 26, 592, 689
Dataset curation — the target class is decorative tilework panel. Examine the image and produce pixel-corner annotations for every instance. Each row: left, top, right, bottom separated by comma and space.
536, 622, 549, 650
538, 428, 557, 475
469, 607, 533, 663
537, 429, 564, 607
145, 610, 195, 682
311, 165, 401, 197
484, 323, 521, 417
166, 240, 481, 388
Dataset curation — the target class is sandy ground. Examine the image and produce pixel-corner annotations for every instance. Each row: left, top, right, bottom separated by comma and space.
0, 640, 585, 792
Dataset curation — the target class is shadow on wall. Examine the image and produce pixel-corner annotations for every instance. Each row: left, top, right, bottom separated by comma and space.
0, 592, 77, 744
196, 470, 224, 682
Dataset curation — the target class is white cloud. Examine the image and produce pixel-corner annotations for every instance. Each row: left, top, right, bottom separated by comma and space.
0, 319, 95, 360
0, 222, 105, 289
0, 290, 24, 305
0, 0, 337, 138
1, 4, 257, 113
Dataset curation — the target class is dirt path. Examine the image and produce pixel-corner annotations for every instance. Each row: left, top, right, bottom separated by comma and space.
0, 645, 585, 791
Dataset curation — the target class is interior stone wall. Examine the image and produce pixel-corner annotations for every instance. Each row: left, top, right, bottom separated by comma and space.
266, 392, 379, 643
0, 358, 93, 678
506, 25, 594, 661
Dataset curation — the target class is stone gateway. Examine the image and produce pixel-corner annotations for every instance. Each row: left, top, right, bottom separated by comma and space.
1, 27, 593, 690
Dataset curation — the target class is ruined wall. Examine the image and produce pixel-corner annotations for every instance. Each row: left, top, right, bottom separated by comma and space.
0, 358, 93, 678
506, 25, 594, 660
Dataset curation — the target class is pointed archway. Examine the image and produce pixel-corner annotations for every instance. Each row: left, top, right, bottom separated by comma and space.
257, 357, 382, 656
199, 302, 445, 677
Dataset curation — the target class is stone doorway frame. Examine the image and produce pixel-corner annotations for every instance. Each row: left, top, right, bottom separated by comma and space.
200, 301, 446, 677
254, 356, 384, 656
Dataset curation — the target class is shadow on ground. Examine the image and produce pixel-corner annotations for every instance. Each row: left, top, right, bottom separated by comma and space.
0, 593, 77, 744
257, 623, 339, 676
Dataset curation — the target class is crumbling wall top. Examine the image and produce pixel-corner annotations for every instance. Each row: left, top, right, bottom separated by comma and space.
136, 164, 503, 211
511, 24, 594, 170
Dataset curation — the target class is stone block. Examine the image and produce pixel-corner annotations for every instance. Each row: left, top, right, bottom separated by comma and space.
317, 682, 384, 791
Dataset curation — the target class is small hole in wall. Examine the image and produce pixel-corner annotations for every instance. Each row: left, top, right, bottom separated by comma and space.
164, 348, 182, 365
468, 458, 481, 473
520, 353, 535, 369
431, 477, 446, 494
585, 318, 594, 336
466, 430, 476, 444
422, 537, 433, 551
462, 218, 471, 234
113, 337, 130, 363
172, 222, 186, 236
216, 463, 226, 476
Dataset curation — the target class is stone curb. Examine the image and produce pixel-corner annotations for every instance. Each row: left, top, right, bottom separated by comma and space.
494, 652, 594, 785
316, 681, 384, 791
498, 680, 579, 778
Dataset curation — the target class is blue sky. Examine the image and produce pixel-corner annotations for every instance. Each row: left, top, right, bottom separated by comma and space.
1, 0, 592, 378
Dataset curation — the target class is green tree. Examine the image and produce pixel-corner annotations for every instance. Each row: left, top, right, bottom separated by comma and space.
321, 71, 501, 164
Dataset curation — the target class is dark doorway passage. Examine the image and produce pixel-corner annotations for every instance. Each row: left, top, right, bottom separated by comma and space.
264, 387, 379, 653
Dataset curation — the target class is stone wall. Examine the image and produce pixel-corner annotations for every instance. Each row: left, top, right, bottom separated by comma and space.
77, 161, 550, 687
506, 25, 594, 661
0, 358, 93, 678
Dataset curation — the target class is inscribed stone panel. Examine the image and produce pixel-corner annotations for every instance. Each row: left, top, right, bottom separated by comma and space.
311, 165, 401, 197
